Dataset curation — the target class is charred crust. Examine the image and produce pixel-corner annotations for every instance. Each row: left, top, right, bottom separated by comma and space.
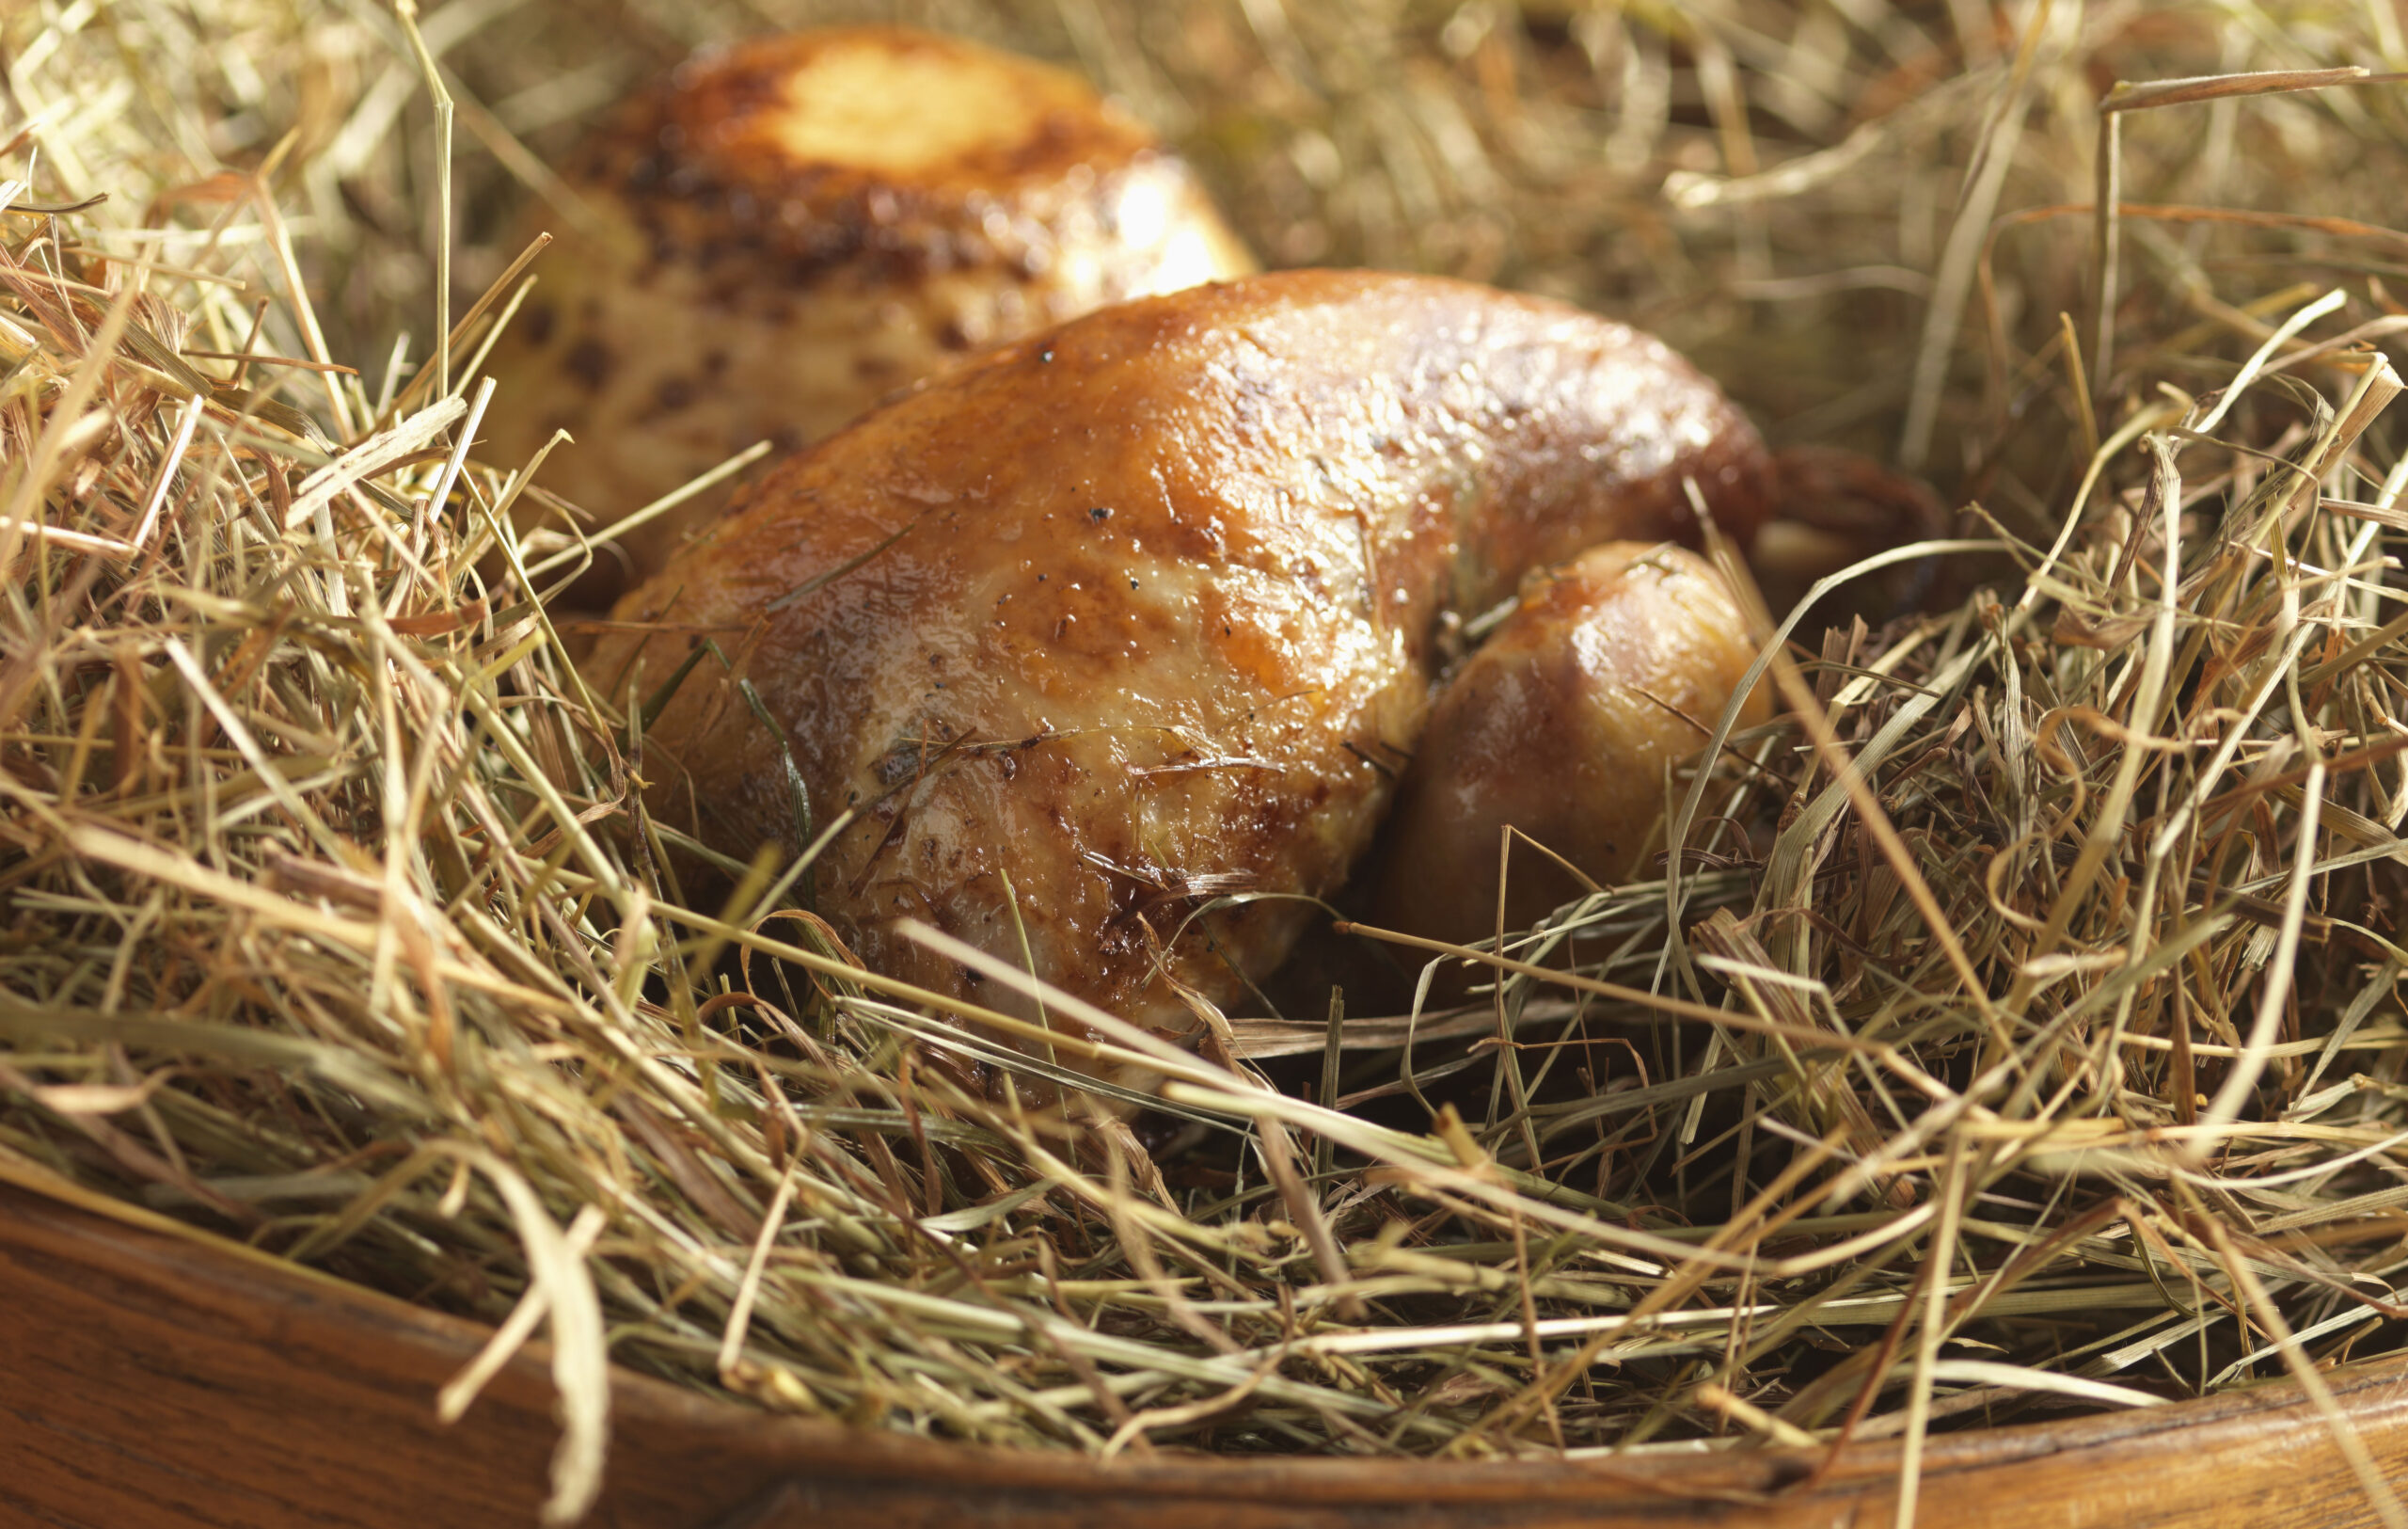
573, 31, 1171, 292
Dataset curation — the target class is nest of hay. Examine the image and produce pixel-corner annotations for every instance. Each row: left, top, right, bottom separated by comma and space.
10, 2, 2408, 1523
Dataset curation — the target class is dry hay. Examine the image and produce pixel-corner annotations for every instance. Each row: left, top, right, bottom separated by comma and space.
8, 2, 2408, 1525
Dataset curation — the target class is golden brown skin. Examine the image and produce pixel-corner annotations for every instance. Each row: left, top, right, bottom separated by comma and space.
482, 26, 1256, 599
1366, 542, 1772, 951
584, 271, 1773, 1043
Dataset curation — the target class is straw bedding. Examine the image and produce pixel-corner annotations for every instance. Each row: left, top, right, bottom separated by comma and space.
8, 3, 2408, 1524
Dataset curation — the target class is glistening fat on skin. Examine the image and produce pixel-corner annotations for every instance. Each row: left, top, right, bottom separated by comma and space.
584, 269, 1776, 1070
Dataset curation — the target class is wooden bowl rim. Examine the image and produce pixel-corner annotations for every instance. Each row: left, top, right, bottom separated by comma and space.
8, 1160, 2408, 1527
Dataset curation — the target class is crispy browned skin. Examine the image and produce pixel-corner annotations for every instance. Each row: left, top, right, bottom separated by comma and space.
1366, 542, 1771, 951
483, 26, 1254, 599
584, 271, 1772, 1043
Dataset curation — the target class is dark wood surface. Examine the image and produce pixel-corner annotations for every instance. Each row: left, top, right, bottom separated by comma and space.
4, 1174, 2406, 1528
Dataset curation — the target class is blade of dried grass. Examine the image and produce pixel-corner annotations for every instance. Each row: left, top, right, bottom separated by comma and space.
2201, 1215, 2408, 1529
